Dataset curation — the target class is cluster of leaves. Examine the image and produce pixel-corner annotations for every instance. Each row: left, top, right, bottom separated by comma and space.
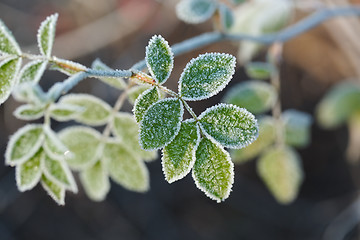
0, 14, 260, 204
223, 61, 312, 204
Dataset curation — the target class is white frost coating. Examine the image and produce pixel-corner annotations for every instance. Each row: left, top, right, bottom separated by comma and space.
161, 119, 201, 183
43, 125, 72, 161
37, 13, 58, 57
176, 0, 217, 24
145, 35, 174, 85
198, 103, 259, 149
0, 56, 22, 105
15, 155, 42, 192
192, 138, 234, 203
16, 60, 48, 85
51, 57, 87, 76
139, 98, 184, 151
178, 52, 236, 101
0, 19, 21, 55
13, 104, 45, 121
133, 86, 161, 123
40, 176, 65, 205
5, 124, 44, 166
49, 103, 84, 122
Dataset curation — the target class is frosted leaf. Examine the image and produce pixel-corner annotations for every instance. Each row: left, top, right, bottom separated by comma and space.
104, 142, 149, 192
42, 154, 77, 193
316, 82, 360, 129
0, 19, 21, 55
59, 126, 101, 170
162, 119, 200, 183
13, 104, 45, 120
5, 124, 44, 166
133, 86, 161, 123
230, 0, 245, 5
43, 126, 70, 161
91, 59, 126, 90
140, 98, 183, 150
245, 62, 275, 80
282, 109, 312, 148
80, 160, 110, 201
218, 3, 234, 31
113, 112, 157, 162
12, 83, 45, 105
145, 35, 174, 85
37, 13, 58, 57
199, 103, 258, 149
41, 174, 65, 205
50, 57, 87, 76
222, 80, 277, 115
192, 138, 234, 202
128, 85, 151, 105
231, 116, 276, 163
0, 57, 22, 105
176, 0, 217, 24
18, 60, 47, 84
179, 53, 236, 101
15, 148, 43, 192
257, 146, 304, 204
49, 103, 84, 122
59, 94, 111, 126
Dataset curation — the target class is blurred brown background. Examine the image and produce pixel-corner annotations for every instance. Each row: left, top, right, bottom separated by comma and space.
1, 0, 360, 239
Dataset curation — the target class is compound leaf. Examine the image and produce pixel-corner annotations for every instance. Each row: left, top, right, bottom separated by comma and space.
18, 60, 47, 84
0, 19, 21, 55
59, 126, 101, 170
282, 109, 312, 148
13, 104, 45, 120
146, 35, 174, 84
80, 161, 110, 201
41, 174, 65, 205
199, 103, 258, 149
192, 138, 234, 202
176, 0, 217, 24
162, 119, 200, 183
257, 146, 304, 204
133, 86, 161, 123
37, 13, 58, 57
91, 59, 126, 89
59, 94, 111, 126
113, 112, 157, 162
49, 103, 84, 122
0, 57, 22, 105
222, 80, 277, 114
5, 124, 44, 166
16, 148, 43, 192
104, 142, 149, 192
179, 53, 236, 101
140, 98, 183, 150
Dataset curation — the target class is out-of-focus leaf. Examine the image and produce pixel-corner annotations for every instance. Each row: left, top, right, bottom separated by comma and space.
176, 0, 217, 24
218, 3, 234, 31
13, 104, 45, 120
282, 109, 312, 148
91, 59, 126, 89
49, 103, 84, 122
41, 174, 65, 205
245, 62, 275, 80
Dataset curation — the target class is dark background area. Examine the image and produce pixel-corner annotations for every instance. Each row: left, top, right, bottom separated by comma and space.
0, 1, 359, 239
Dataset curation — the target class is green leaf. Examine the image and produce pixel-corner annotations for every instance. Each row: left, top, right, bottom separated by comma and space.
145, 35, 174, 84
162, 119, 200, 183
5, 124, 44, 166
91, 59, 126, 90
15, 148, 43, 192
0, 57, 22, 105
13, 104, 45, 120
179, 53, 236, 101
42, 154, 77, 193
80, 160, 110, 201
257, 146, 304, 204
104, 142, 149, 192
245, 62, 275, 80
50, 57, 87, 76
18, 60, 47, 84
59, 94, 111, 126
230, 0, 245, 5
37, 13, 58, 57
43, 126, 70, 161
113, 112, 157, 162
12, 83, 46, 105
41, 174, 65, 205
0, 19, 21, 55
59, 126, 101, 170
231, 116, 276, 163
133, 86, 161, 123
176, 0, 217, 24
128, 85, 151, 105
192, 138, 234, 202
316, 82, 360, 129
199, 103, 258, 149
218, 3, 234, 31
140, 98, 183, 150
49, 103, 84, 122
222, 80, 277, 114
282, 109, 312, 148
